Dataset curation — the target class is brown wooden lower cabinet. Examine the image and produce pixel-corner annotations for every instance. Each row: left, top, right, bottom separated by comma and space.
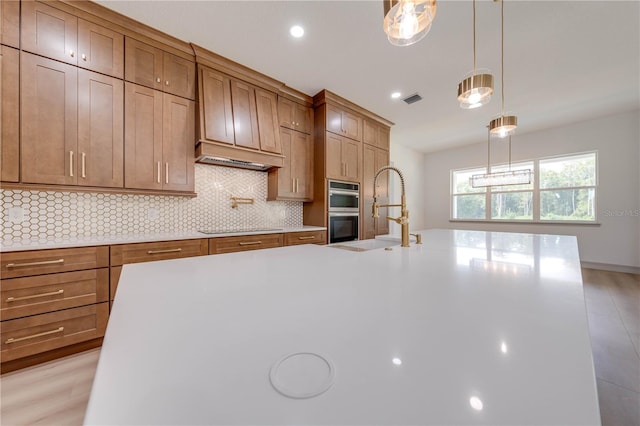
209, 233, 284, 254
284, 230, 326, 246
1, 302, 109, 363
109, 239, 208, 303
1, 268, 109, 321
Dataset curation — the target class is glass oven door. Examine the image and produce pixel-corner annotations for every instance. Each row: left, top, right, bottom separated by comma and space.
329, 212, 359, 243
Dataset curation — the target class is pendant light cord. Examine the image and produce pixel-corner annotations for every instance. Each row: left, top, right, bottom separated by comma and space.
486, 126, 491, 173
508, 135, 512, 171
500, 0, 505, 115
472, 0, 477, 72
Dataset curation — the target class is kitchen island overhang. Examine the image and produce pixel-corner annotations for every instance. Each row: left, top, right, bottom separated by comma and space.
85, 229, 600, 425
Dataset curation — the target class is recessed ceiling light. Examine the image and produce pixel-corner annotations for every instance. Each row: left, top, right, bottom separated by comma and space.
391, 92, 402, 99
290, 25, 304, 38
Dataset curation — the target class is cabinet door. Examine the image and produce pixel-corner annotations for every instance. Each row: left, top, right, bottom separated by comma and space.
361, 144, 376, 240
377, 125, 390, 150
363, 119, 377, 147
342, 110, 362, 142
77, 69, 124, 188
162, 93, 194, 192
77, 19, 124, 79
21, 53, 78, 185
125, 37, 163, 91
255, 88, 281, 154
291, 131, 313, 200
162, 52, 195, 100
21, 1, 77, 65
278, 97, 295, 130
1, 46, 19, 182
199, 66, 234, 144
294, 103, 313, 135
326, 104, 343, 136
342, 139, 360, 182
124, 83, 162, 190
325, 132, 344, 180
1, 0, 20, 48
276, 128, 294, 198
230, 79, 259, 150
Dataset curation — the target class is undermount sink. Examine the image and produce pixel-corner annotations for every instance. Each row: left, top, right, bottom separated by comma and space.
329, 238, 401, 252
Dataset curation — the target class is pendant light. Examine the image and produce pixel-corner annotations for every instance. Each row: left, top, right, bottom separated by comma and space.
489, 0, 517, 138
457, 0, 493, 109
470, 128, 531, 188
383, 0, 437, 47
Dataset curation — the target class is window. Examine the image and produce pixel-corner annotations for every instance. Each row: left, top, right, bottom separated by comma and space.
451, 152, 597, 223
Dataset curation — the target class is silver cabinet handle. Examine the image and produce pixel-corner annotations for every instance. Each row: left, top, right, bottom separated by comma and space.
298, 236, 315, 240
165, 163, 169, 184
69, 151, 74, 177
157, 161, 161, 184
295, 178, 299, 193
81, 53, 87, 61
165, 80, 170, 86
156, 77, 161, 83
291, 178, 295, 193
81, 153, 86, 178
69, 50, 75, 58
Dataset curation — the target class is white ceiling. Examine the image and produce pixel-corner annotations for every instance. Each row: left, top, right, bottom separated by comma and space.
96, 0, 639, 154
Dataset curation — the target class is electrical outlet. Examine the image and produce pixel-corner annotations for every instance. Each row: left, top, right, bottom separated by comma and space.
8, 207, 24, 223
147, 208, 159, 221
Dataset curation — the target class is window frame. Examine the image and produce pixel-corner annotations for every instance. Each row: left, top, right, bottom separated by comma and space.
450, 151, 599, 224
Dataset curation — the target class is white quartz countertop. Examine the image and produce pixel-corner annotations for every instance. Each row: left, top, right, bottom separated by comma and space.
85, 229, 600, 425
0, 226, 326, 252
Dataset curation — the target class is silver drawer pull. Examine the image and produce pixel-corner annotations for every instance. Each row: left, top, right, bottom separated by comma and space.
147, 248, 182, 255
7, 289, 64, 302
5, 327, 64, 344
6, 259, 64, 268
239, 241, 262, 246
298, 236, 316, 240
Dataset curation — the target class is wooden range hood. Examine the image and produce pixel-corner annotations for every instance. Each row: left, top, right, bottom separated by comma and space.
192, 44, 311, 172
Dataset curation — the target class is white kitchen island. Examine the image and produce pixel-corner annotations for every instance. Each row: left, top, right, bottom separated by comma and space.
84, 229, 600, 425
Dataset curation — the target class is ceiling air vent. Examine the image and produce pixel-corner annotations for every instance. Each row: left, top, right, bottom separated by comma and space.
403, 93, 423, 105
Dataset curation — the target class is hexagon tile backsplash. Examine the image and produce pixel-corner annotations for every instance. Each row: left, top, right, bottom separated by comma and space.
0, 165, 303, 241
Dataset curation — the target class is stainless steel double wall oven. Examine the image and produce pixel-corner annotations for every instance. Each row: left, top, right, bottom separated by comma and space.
328, 180, 359, 243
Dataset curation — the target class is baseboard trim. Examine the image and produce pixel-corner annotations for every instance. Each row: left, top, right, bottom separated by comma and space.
581, 261, 640, 275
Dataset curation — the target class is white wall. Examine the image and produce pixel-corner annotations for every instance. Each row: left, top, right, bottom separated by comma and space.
389, 144, 426, 234
423, 110, 640, 269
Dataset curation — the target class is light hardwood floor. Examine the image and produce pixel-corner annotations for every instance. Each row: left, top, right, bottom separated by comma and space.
1, 268, 638, 425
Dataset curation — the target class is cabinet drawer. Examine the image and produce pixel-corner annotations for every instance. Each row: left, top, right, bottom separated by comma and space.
209, 234, 284, 254
110, 239, 208, 266
1, 269, 108, 321
1, 246, 109, 279
1, 303, 108, 362
284, 231, 326, 246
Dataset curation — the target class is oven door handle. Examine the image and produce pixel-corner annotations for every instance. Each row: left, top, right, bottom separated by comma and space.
329, 212, 360, 217
329, 190, 359, 197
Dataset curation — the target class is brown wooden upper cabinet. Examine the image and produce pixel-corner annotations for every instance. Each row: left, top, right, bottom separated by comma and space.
124, 83, 194, 192
325, 132, 360, 183
198, 66, 234, 144
0, 0, 20, 48
362, 144, 390, 240
125, 37, 195, 100
278, 97, 312, 135
21, 2, 124, 78
326, 104, 362, 142
198, 65, 281, 154
363, 119, 390, 151
1, 46, 19, 182
268, 127, 312, 201
21, 52, 124, 187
